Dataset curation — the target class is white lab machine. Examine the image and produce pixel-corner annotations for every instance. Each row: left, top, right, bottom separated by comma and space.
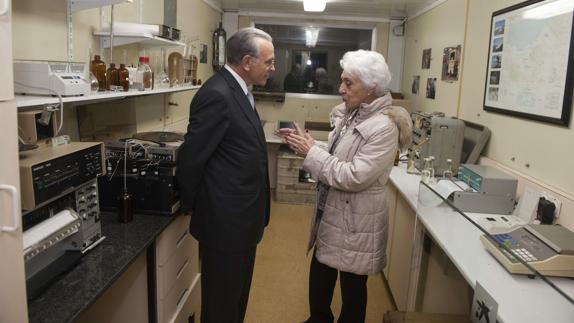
14, 60, 90, 96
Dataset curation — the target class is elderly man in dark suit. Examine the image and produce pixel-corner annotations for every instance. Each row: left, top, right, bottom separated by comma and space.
176, 27, 275, 323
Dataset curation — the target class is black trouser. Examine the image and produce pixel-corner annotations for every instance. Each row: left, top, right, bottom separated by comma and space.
308, 252, 368, 323
199, 244, 257, 323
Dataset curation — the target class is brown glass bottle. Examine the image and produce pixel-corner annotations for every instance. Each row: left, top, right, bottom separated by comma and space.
106, 63, 119, 90
119, 64, 129, 91
91, 55, 107, 91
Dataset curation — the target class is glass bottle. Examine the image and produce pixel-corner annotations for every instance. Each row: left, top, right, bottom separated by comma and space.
134, 56, 145, 91
191, 54, 198, 85
156, 48, 170, 89
443, 158, 453, 180
143, 56, 152, 90
421, 158, 432, 184
428, 156, 436, 183
106, 63, 119, 91
119, 64, 130, 92
91, 55, 107, 91
168, 51, 184, 87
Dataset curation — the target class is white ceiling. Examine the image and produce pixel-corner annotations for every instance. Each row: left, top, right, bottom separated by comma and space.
216, 0, 443, 19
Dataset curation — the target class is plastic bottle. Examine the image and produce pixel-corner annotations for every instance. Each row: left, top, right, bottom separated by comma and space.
443, 158, 453, 180
119, 64, 129, 92
91, 55, 107, 91
106, 63, 119, 91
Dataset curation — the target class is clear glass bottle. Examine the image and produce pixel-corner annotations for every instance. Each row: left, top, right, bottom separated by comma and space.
421, 157, 432, 184
91, 55, 107, 91
156, 48, 170, 89
428, 156, 436, 183
135, 56, 151, 91
119, 64, 130, 92
443, 158, 453, 180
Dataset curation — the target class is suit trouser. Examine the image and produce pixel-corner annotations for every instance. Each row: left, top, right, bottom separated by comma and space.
199, 244, 257, 323
308, 252, 368, 323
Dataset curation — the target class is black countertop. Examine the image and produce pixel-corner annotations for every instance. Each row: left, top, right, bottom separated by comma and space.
27, 212, 177, 323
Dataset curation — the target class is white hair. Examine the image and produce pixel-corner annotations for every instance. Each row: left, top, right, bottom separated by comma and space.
339, 50, 391, 97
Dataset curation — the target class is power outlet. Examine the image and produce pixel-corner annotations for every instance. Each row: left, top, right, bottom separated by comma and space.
540, 192, 562, 220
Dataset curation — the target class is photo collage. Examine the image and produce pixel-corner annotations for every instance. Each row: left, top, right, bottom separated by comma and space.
488, 19, 505, 102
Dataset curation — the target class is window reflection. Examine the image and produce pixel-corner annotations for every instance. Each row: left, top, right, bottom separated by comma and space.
254, 24, 372, 95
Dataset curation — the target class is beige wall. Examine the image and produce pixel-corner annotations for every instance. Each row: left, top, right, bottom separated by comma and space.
402, 0, 574, 227
401, 0, 467, 115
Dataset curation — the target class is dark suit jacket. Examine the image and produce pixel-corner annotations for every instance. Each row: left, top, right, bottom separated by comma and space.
176, 68, 270, 252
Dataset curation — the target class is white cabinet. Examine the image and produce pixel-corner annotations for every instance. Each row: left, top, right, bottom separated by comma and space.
155, 215, 200, 323
386, 187, 417, 311
0, 2, 28, 322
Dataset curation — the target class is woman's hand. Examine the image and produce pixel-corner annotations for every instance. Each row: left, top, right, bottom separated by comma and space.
285, 122, 314, 157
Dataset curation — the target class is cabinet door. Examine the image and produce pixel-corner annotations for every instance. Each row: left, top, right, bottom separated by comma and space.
0, 1, 13, 100
383, 183, 398, 276
0, 100, 28, 322
386, 193, 416, 311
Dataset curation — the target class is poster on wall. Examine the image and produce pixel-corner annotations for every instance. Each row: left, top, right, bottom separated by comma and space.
421, 48, 432, 69
441, 45, 461, 82
426, 77, 436, 99
483, 0, 574, 126
412, 75, 420, 94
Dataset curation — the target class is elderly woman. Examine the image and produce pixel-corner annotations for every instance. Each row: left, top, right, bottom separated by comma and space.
280, 50, 412, 323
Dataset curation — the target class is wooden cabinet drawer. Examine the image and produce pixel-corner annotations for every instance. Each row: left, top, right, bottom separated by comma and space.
171, 275, 201, 323
156, 215, 191, 266
158, 233, 199, 300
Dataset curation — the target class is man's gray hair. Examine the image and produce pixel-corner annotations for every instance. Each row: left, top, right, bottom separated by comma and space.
227, 28, 273, 66
340, 50, 391, 97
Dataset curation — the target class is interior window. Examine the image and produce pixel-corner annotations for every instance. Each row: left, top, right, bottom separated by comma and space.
254, 23, 373, 95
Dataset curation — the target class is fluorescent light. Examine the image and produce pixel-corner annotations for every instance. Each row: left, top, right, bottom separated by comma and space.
305, 27, 319, 47
304, 0, 326, 12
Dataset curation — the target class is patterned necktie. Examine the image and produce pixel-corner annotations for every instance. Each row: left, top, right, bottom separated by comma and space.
247, 91, 255, 110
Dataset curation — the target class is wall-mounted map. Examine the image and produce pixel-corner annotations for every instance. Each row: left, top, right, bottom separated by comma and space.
483, 0, 574, 126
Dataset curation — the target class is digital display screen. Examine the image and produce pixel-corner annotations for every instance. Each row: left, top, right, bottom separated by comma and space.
61, 76, 73, 79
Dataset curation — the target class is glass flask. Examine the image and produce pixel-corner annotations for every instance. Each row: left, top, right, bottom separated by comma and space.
443, 158, 453, 180
91, 55, 107, 91
156, 48, 170, 89
168, 51, 184, 87
421, 158, 432, 184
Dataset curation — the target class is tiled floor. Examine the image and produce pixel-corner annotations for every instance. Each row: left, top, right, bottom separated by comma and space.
244, 199, 396, 323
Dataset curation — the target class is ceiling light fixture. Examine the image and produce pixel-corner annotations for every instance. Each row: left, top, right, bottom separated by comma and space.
305, 27, 320, 48
304, 0, 327, 12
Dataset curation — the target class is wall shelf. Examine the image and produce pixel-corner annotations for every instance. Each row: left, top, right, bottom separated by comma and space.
16, 85, 200, 108
93, 31, 186, 48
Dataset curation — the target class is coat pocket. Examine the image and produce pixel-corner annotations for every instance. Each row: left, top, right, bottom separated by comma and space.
342, 199, 355, 233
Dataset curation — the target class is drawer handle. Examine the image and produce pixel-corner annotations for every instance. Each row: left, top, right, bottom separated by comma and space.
176, 288, 189, 307
176, 258, 190, 279
176, 230, 188, 248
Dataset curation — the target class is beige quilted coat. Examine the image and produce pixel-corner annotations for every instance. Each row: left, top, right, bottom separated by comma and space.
303, 93, 412, 275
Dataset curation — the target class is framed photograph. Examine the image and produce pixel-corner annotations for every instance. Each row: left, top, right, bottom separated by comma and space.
426, 77, 436, 99
483, 0, 574, 126
441, 45, 461, 82
412, 75, 420, 94
422, 48, 432, 69
200, 44, 208, 64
